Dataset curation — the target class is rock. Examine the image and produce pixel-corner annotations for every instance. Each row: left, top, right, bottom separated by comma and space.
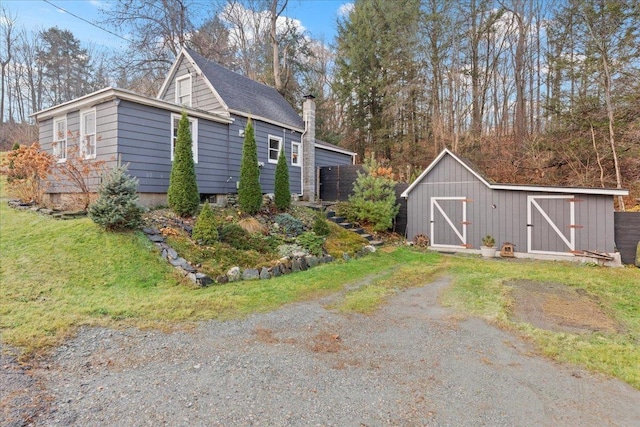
242, 268, 260, 280
324, 255, 334, 264
280, 263, 290, 275
216, 275, 229, 284
147, 234, 164, 243
167, 248, 178, 260
161, 249, 168, 260
40, 208, 53, 215
195, 273, 213, 286
259, 267, 271, 280
292, 251, 307, 258
227, 267, 241, 282
307, 256, 319, 268
363, 245, 377, 253
169, 257, 187, 267
142, 227, 160, 235
343, 253, 351, 261
272, 265, 281, 277
279, 256, 292, 270
292, 258, 302, 273
181, 264, 197, 273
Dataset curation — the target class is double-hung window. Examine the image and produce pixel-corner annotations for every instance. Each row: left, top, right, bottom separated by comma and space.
80, 109, 96, 159
268, 135, 282, 164
171, 113, 198, 163
175, 75, 192, 107
291, 142, 301, 166
53, 116, 67, 162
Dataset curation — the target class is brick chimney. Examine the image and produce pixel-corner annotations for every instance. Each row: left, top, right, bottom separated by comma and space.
302, 95, 316, 201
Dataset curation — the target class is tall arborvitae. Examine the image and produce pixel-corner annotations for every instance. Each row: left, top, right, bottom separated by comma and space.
274, 145, 290, 210
168, 112, 199, 217
238, 119, 262, 214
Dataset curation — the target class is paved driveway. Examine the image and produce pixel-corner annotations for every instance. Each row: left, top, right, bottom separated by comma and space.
4, 277, 640, 426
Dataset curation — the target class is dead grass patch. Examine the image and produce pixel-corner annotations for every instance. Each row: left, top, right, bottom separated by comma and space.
509, 280, 621, 334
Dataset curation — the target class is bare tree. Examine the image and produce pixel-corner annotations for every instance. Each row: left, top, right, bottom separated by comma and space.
0, 7, 17, 124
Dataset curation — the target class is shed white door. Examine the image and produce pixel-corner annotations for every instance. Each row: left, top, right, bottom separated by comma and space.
527, 195, 577, 255
430, 197, 469, 248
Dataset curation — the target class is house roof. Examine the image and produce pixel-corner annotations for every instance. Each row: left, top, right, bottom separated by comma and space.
179, 48, 305, 131
316, 139, 357, 157
31, 87, 232, 123
401, 148, 629, 197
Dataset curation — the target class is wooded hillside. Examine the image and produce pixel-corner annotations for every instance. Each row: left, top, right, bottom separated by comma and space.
1, 0, 638, 208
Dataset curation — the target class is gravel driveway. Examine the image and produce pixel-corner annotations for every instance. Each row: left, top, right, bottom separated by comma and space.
3, 276, 639, 426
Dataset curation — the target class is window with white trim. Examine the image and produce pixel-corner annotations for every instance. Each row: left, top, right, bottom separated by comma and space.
291, 141, 301, 166
80, 109, 96, 159
171, 114, 198, 163
268, 135, 282, 164
175, 74, 192, 106
52, 116, 67, 161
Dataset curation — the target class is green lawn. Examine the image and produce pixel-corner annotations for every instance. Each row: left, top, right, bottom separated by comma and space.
0, 184, 440, 354
1, 175, 639, 388
441, 256, 640, 388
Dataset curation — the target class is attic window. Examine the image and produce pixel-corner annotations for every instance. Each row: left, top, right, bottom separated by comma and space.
268, 135, 282, 164
175, 74, 192, 107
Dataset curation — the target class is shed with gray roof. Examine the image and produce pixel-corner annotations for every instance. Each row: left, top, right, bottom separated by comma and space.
402, 149, 628, 263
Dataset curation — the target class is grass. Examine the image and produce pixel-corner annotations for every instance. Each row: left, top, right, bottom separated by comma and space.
331, 250, 444, 313
0, 177, 435, 356
441, 255, 640, 388
1, 172, 639, 388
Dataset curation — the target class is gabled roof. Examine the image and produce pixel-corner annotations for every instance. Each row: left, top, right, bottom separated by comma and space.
162, 48, 305, 131
316, 139, 357, 157
31, 87, 232, 124
401, 148, 629, 197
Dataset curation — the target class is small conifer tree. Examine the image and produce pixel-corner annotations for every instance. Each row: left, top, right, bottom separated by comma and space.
348, 157, 399, 232
192, 201, 218, 244
274, 145, 290, 210
238, 119, 262, 214
88, 165, 143, 230
168, 112, 199, 217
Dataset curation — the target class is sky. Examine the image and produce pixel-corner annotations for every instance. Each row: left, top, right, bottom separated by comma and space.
1, 0, 350, 51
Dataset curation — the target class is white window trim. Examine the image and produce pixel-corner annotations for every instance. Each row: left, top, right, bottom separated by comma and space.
52, 116, 67, 162
80, 108, 97, 159
175, 74, 192, 107
291, 141, 301, 167
268, 135, 282, 164
171, 113, 198, 164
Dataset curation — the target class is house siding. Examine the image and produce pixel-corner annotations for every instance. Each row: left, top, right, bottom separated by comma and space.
40, 102, 119, 193
231, 114, 303, 195
117, 100, 233, 194
406, 153, 616, 254
315, 147, 354, 167
159, 56, 224, 113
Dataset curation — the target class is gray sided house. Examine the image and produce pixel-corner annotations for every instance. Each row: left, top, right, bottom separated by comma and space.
402, 149, 628, 262
34, 48, 355, 207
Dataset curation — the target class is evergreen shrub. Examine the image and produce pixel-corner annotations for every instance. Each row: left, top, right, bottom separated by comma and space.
168, 112, 199, 217
192, 201, 218, 244
88, 166, 143, 230
274, 213, 304, 237
312, 211, 331, 236
348, 158, 399, 232
274, 145, 290, 210
238, 120, 262, 214
296, 231, 324, 256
